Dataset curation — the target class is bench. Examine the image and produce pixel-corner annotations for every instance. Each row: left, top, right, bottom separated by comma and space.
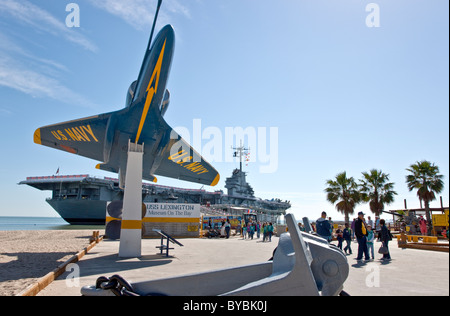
153, 229, 183, 257
400, 235, 439, 244
423, 236, 438, 243
410, 235, 439, 243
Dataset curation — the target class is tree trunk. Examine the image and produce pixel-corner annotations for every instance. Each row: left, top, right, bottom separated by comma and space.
425, 200, 432, 236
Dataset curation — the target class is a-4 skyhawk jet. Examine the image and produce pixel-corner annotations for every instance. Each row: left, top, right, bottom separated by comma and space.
33, 2, 220, 188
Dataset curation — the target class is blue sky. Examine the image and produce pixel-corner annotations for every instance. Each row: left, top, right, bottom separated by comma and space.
0, 0, 448, 221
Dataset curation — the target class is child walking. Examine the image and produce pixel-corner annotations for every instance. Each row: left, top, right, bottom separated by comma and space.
367, 225, 375, 260
343, 223, 352, 255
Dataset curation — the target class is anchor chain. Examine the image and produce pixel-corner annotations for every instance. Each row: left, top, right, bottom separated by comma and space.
95, 275, 168, 296
96, 275, 140, 296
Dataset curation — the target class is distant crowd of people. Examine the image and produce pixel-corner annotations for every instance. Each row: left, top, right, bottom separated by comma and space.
213, 210, 395, 262
214, 219, 274, 242
310, 211, 393, 262
241, 220, 274, 242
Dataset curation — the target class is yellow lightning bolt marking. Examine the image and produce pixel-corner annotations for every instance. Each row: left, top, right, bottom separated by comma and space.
135, 39, 167, 144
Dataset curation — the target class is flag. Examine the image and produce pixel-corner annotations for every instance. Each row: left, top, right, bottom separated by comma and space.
56, 167, 60, 175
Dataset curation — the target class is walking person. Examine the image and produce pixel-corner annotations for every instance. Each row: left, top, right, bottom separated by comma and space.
375, 216, 381, 241
220, 220, 226, 237
355, 212, 370, 261
351, 218, 356, 240
380, 219, 392, 261
328, 217, 334, 237
375, 216, 381, 231
367, 216, 374, 230
224, 219, 231, 239
247, 222, 252, 240
343, 223, 352, 255
316, 212, 332, 242
336, 225, 344, 250
367, 225, 375, 260
261, 223, 265, 239
263, 223, 267, 242
268, 223, 274, 242
419, 216, 428, 236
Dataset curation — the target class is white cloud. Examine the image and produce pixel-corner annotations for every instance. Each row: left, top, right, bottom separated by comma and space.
87, 0, 190, 30
0, 31, 69, 73
0, 107, 12, 116
0, 1, 98, 107
0, 0, 97, 52
0, 53, 96, 108
0, 30, 96, 108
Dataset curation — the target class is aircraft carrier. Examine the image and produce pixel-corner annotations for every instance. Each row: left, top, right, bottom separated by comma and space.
20, 168, 291, 225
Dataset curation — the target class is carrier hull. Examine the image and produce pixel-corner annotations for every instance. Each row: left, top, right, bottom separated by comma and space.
46, 199, 107, 225
21, 173, 291, 225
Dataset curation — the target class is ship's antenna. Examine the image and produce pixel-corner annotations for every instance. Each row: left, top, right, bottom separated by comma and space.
147, 0, 163, 51
232, 140, 250, 174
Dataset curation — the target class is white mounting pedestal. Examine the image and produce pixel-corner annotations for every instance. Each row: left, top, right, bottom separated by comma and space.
119, 141, 144, 258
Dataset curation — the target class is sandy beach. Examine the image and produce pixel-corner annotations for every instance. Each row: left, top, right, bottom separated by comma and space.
0, 230, 102, 296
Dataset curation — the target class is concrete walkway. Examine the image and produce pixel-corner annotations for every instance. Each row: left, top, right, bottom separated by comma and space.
38, 236, 449, 296
342, 240, 448, 296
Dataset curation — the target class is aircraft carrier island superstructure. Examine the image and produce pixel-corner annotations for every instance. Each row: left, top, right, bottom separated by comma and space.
20, 169, 291, 225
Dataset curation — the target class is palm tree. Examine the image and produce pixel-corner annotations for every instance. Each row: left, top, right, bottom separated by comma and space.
359, 169, 398, 217
325, 172, 361, 225
406, 160, 445, 235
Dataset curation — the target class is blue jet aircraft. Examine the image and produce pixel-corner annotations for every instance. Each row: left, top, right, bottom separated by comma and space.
33, 1, 220, 188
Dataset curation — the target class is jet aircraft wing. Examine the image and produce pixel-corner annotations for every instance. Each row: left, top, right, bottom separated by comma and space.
34, 113, 112, 162
153, 127, 220, 187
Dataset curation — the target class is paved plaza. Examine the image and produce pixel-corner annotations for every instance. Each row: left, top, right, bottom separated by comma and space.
38, 236, 449, 296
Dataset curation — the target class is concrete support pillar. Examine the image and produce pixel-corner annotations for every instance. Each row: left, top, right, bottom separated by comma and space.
119, 141, 144, 258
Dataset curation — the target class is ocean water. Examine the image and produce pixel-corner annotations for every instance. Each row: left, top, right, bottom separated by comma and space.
0, 217, 103, 231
